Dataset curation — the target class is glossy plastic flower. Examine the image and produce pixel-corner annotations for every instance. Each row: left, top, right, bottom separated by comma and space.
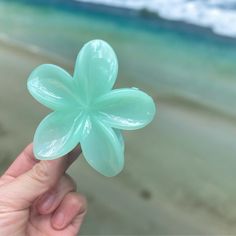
27, 40, 156, 177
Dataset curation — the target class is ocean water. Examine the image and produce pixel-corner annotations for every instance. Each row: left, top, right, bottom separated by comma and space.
1, 0, 236, 118
77, 0, 236, 38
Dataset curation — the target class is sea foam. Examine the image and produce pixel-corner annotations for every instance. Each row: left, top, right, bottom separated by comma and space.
76, 0, 236, 38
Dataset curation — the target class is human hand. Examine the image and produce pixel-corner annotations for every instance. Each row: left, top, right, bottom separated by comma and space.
0, 144, 87, 236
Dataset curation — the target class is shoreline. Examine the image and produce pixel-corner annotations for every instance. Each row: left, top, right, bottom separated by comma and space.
0, 34, 73, 70
1, 37, 236, 124
8, 0, 236, 46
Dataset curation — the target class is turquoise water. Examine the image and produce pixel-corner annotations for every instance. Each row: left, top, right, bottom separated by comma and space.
1, 1, 236, 117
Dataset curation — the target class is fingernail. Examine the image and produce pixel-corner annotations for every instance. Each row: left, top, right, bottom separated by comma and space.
53, 212, 65, 228
39, 193, 55, 211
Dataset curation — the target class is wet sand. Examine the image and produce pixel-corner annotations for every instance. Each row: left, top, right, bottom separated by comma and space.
1, 41, 236, 234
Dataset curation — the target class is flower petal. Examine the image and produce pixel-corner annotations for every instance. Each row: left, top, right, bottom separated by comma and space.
96, 88, 156, 130
28, 64, 80, 110
81, 119, 124, 177
34, 111, 85, 160
114, 129, 125, 153
73, 40, 118, 100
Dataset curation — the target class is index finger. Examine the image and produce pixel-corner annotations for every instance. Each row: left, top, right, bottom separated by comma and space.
4, 143, 81, 179
3, 144, 82, 206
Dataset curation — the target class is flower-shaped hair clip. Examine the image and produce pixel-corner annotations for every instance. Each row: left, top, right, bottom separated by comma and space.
28, 40, 156, 177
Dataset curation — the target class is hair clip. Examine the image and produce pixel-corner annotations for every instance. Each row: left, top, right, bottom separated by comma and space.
27, 39, 156, 177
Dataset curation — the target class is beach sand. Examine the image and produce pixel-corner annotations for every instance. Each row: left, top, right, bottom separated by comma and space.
1, 40, 236, 234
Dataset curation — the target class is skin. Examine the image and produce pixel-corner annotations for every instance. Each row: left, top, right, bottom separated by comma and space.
0, 144, 87, 236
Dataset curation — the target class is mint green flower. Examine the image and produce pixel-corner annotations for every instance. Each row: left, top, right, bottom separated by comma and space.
27, 40, 156, 177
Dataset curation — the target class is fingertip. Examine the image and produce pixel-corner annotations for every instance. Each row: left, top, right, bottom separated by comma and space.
36, 174, 77, 215
51, 192, 87, 230
36, 192, 56, 214
52, 212, 65, 230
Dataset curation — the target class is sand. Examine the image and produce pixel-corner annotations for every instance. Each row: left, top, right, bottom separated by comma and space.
1, 40, 236, 234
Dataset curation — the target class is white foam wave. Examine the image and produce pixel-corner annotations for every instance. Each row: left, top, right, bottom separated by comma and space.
76, 0, 236, 38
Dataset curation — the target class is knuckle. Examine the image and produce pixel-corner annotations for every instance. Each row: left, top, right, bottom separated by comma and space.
70, 194, 87, 214
69, 194, 81, 207
79, 195, 87, 207
30, 161, 51, 185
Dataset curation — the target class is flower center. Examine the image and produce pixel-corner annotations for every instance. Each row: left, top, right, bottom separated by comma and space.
82, 104, 91, 112
81, 101, 98, 115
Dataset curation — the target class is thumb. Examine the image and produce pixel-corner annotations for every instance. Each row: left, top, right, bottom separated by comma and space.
1, 147, 81, 209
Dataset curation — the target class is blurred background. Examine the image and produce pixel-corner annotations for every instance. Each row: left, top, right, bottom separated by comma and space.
1, 0, 236, 234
